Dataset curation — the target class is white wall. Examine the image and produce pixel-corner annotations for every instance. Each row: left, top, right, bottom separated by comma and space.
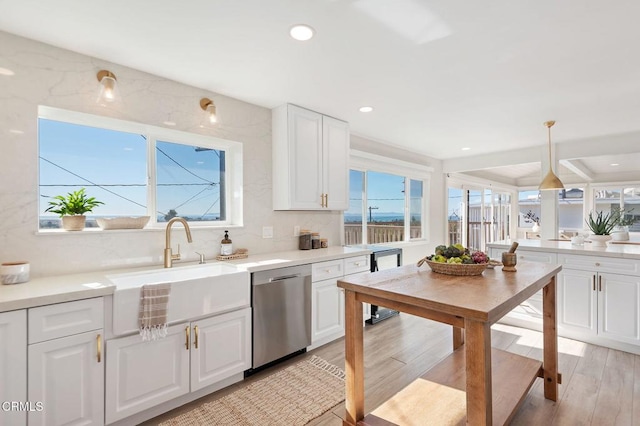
0, 31, 445, 277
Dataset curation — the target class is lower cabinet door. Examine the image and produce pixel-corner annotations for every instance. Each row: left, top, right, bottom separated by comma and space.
599, 272, 640, 345
105, 324, 189, 424
311, 278, 344, 344
190, 308, 251, 392
558, 269, 597, 335
28, 330, 104, 426
0, 310, 27, 426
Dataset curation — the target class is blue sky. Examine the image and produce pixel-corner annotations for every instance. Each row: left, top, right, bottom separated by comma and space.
39, 119, 221, 219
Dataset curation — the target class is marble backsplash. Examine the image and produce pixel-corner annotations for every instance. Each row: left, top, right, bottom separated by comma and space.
0, 31, 345, 278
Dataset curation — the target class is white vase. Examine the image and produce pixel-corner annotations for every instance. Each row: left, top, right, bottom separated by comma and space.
589, 234, 611, 247
611, 226, 630, 241
532, 222, 540, 233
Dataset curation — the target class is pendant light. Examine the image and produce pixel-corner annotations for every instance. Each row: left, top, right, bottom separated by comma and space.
538, 120, 564, 191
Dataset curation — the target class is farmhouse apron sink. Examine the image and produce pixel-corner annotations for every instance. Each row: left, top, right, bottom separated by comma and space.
108, 263, 249, 336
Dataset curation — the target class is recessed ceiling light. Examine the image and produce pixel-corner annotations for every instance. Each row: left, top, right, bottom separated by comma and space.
9, 129, 24, 134
0, 67, 15, 76
610, 163, 620, 166
359, 106, 374, 113
461, 147, 471, 151
290, 24, 315, 41
163, 120, 176, 126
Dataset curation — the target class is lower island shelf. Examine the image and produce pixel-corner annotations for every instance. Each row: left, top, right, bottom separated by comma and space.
358, 347, 543, 426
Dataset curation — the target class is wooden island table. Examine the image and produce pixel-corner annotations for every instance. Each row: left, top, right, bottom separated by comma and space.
337, 261, 562, 426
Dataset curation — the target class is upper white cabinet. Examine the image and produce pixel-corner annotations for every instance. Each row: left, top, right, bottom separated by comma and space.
272, 104, 349, 210
0, 310, 27, 426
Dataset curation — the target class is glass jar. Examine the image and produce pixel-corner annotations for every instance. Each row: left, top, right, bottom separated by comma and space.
311, 233, 321, 249
320, 238, 328, 248
299, 230, 312, 250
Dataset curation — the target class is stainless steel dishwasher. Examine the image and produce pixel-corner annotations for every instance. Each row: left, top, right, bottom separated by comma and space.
251, 264, 311, 370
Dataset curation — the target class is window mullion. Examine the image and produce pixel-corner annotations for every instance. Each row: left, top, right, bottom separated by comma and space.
147, 135, 157, 225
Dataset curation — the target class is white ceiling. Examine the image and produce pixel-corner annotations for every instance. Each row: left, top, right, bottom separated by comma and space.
2, 0, 640, 160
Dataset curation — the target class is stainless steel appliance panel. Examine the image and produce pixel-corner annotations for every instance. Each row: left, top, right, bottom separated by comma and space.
252, 264, 311, 369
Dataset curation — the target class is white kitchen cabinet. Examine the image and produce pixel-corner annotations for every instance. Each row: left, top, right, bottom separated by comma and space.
558, 268, 640, 345
272, 103, 349, 210
557, 268, 597, 334
28, 330, 104, 426
27, 298, 104, 426
105, 308, 251, 424
0, 310, 27, 426
312, 277, 345, 344
190, 308, 251, 392
105, 324, 190, 424
310, 256, 370, 349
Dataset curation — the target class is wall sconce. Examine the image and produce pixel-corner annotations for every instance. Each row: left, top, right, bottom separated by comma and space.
96, 70, 118, 103
200, 98, 217, 123
538, 120, 565, 191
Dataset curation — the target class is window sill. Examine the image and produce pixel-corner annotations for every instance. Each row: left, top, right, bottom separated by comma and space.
35, 224, 244, 235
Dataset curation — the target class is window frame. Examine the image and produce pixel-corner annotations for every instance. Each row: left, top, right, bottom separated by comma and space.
346, 150, 432, 245
37, 106, 243, 231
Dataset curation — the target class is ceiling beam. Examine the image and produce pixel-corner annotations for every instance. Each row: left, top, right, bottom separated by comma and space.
560, 159, 594, 182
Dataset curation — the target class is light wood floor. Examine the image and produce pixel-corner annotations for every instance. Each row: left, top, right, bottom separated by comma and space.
146, 314, 640, 425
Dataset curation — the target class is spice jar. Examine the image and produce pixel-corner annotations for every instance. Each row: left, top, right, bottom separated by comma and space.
320, 238, 328, 248
311, 233, 321, 249
299, 230, 312, 250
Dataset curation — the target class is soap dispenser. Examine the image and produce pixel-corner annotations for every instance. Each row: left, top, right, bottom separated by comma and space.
221, 230, 233, 255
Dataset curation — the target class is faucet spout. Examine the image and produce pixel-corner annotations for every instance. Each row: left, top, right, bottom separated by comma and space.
164, 217, 193, 268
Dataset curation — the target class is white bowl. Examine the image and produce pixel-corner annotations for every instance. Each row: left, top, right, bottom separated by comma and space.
1, 261, 30, 284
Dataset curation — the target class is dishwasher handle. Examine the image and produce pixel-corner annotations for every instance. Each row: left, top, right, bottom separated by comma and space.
269, 274, 301, 282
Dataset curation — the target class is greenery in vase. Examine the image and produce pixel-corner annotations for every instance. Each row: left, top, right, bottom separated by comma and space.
45, 188, 104, 216
585, 210, 618, 235
612, 207, 636, 227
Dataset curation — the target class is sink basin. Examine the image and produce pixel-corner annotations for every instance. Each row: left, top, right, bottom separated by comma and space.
109, 263, 250, 336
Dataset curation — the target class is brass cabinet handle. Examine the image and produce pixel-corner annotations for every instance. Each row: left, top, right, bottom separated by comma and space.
599, 275, 602, 292
185, 325, 190, 350
593, 275, 596, 291
325, 193, 328, 207
97, 334, 102, 363
194, 325, 199, 349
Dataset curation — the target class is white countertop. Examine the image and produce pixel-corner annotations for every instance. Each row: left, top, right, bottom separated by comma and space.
487, 239, 640, 260
0, 246, 371, 313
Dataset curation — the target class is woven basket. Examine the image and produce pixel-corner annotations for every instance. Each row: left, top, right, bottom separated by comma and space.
421, 259, 488, 276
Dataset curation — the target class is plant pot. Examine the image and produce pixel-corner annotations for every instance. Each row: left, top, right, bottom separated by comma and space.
589, 234, 611, 247
62, 215, 86, 231
611, 226, 630, 241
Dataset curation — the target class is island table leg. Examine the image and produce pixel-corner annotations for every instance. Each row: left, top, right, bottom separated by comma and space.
344, 290, 364, 426
465, 318, 492, 425
453, 326, 465, 350
542, 275, 559, 401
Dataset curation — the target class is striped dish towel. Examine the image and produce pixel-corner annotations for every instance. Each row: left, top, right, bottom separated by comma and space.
139, 283, 171, 341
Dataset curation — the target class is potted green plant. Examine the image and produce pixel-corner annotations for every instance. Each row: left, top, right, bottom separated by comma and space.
45, 188, 104, 231
585, 210, 617, 246
611, 207, 636, 241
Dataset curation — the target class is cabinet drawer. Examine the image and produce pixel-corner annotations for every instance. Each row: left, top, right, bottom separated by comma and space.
517, 250, 558, 264
312, 259, 344, 282
344, 255, 370, 275
558, 254, 640, 274
29, 297, 104, 344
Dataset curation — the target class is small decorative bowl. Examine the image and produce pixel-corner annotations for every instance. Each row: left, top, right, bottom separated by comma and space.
1, 261, 30, 284
96, 216, 150, 230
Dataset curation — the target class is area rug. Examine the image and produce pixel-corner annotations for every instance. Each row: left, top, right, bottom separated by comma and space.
159, 355, 345, 425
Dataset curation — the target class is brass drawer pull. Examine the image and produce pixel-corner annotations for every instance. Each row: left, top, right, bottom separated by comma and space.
194, 325, 199, 349
185, 325, 190, 350
97, 334, 102, 363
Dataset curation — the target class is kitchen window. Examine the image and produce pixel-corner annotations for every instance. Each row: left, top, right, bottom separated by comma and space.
38, 106, 242, 230
344, 151, 430, 245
